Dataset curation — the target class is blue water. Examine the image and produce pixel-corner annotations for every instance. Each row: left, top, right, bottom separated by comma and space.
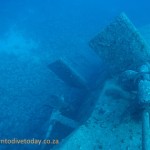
0, 0, 149, 150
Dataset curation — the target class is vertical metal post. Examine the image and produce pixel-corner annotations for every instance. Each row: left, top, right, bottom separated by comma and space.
139, 64, 150, 150
142, 110, 150, 150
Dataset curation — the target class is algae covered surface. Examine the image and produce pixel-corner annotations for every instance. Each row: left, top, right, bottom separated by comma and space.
0, 1, 150, 150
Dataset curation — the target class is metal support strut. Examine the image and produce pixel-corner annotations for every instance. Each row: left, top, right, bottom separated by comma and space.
138, 64, 150, 150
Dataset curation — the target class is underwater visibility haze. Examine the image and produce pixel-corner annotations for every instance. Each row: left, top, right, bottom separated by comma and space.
0, 0, 150, 150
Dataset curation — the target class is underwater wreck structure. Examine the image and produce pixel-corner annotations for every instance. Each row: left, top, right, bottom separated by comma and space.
47, 13, 150, 150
